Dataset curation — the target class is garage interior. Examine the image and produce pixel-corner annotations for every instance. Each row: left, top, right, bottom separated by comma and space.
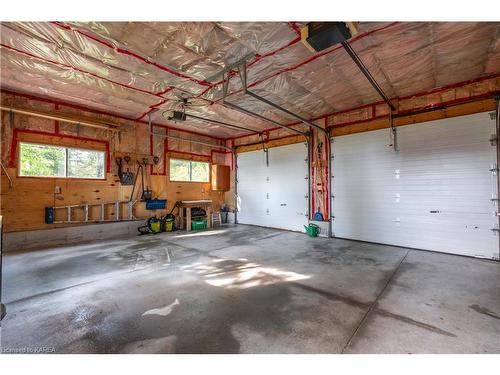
0, 20, 499, 354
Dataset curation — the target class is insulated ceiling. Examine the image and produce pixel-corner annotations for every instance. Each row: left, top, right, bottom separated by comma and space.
1, 21, 499, 138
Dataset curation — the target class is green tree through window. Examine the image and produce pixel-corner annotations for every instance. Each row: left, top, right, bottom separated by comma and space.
19, 142, 105, 179
169, 158, 209, 182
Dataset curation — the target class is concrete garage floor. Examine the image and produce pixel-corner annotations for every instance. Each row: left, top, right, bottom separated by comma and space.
1, 224, 499, 354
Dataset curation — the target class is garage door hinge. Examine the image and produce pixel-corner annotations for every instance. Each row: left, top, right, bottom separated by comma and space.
490, 134, 498, 146
489, 112, 497, 120
490, 164, 498, 174
304, 176, 309, 179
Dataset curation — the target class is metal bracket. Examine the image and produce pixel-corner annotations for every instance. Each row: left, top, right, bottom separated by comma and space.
490, 134, 498, 146
207, 52, 255, 83
238, 63, 247, 93
222, 72, 230, 99
490, 163, 499, 175
392, 127, 400, 152
231, 62, 327, 135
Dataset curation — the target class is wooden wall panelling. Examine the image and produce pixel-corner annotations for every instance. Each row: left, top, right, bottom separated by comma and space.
0, 92, 230, 233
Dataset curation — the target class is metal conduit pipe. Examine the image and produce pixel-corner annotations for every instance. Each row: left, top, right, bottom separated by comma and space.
245, 90, 328, 135
341, 41, 396, 112
149, 130, 234, 154
145, 111, 237, 158
186, 113, 258, 134
0, 105, 118, 131
222, 100, 309, 137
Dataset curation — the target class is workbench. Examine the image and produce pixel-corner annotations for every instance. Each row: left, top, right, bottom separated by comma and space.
178, 200, 213, 231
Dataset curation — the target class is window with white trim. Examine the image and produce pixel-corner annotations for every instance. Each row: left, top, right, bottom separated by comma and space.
169, 158, 209, 182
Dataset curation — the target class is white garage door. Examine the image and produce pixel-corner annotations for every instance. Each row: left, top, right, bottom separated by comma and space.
237, 142, 309, 232
331, 112, 499, 259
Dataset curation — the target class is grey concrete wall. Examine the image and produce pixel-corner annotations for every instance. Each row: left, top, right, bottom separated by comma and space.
3, 220, 142, 252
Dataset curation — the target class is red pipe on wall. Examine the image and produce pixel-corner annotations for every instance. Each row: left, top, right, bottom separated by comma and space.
324, 117, 330, 219
310, 129, 315, 220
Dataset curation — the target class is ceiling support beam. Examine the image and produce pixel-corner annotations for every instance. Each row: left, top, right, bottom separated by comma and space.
341, 40, 396, 111
222, 100, 309, 137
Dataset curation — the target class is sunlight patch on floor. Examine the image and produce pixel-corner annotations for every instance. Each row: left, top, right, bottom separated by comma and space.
181, 258, 310, 289
172, 229, 229, 239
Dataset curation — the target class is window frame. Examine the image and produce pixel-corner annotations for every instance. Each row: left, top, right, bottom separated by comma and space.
168, 157, 210, 183
18, 141, 107, 180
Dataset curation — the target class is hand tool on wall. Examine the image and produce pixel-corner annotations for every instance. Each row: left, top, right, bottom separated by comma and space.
116, 156, 134, 185
139, 159, 152, 201
129, 163, 139, 202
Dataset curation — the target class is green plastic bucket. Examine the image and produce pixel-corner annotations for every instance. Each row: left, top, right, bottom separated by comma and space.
191, 219, 207, 231
304, 223, 320, 237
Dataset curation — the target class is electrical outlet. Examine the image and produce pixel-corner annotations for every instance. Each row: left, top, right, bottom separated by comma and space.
54, 186, 61, 194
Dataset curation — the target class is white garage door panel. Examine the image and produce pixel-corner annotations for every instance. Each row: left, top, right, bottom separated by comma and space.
237, 143, 308, 232
267, 143, 309, 231
332, 112, 498, 259
237, 150, 270, 227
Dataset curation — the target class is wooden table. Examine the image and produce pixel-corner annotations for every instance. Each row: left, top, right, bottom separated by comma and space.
178, 200, 212, 231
